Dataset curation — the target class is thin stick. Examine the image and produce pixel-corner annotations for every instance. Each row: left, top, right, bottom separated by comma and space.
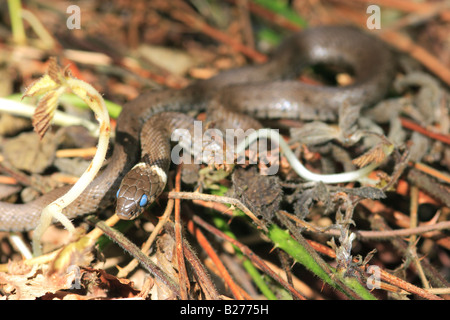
167, 191, 267, 232
380, 30, 450, 87
186, 219, 248, 300
180, 238, 220, 300
174, 165, 189, 299
90, 217, 181, 299
116, 199, 175, 279
409, 186, 430, 289
400, 117, 450, 145
305, 220, 450, 240
168, 8, 267, 63
192, 215, 307, 300
161, 219, 220, 300
412, 162, 450, 184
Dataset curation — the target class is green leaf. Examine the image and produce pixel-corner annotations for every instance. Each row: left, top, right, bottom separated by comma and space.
268, 223, 376, 300
252, 0, 308, 28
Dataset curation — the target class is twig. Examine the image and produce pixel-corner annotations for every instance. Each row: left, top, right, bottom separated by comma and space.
55, 147, 97, 158
167, 8, 267, 63
412, 162, 450, 184
89, 217, 181, 299
0, 175, 17, 185
160, 218, 220, 300
277, 249, 297, 299
407, 169, 450, 207
180, 235, 221, 300
192, 199, 235, 217
174, 165, 189, 299
0, 161, 35, 190
426, 288, 450, 295
20, 9, 55, 49
236, 0, 255, 49
369, 214, 450, 289
379, 30, 450, 87
372, 267, 443, 300
186, 218, 249, 300
262, 259, 321, 299
409, 186, 430, 289
192, 215, 307, 300
167, 191, 267, 232
8, 234, 32, 259
116, 199, 175, 279
204, 204, 278, 300
304, 220, 450, 240
381, 147, 410, 192
363, 199, 450, 250
400, 117, 450, 145
0, 213, 119, 273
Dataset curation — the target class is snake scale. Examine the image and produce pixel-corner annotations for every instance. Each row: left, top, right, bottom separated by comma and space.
0, 26, 396, 231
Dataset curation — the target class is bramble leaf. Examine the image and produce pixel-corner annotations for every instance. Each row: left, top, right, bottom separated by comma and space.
22, 58, 68, 139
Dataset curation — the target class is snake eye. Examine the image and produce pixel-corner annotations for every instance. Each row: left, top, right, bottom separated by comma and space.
139, 194, 148, 207
116, 189, 120, 198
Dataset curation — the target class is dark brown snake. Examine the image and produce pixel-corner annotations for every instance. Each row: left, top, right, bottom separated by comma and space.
0, 26, 396, 231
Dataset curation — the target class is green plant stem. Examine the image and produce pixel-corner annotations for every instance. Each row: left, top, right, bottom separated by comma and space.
7, 93, 123, 119
210, 187, 278, 299
268, 221, 376, 300
268, 223, 333, 286
8, 0, 26, 45
20, 9, 54, 49
252, 0, 308, 28
0, 97, 99, 136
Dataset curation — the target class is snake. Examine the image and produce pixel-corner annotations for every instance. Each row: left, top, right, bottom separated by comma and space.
0, 25, 396, 231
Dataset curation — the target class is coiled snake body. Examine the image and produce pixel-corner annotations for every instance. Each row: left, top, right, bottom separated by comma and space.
0, 26, 396, 231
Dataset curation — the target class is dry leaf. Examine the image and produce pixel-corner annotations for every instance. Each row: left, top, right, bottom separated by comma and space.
352, 143, 387, 168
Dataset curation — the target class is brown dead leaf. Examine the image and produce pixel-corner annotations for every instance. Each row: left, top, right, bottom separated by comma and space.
352, 144, 387, 168
84, 267, 140, 299
46, 57, 63, 85
148, 235, 179, 300
3, 130, 60, 173
32, 91, 59, 139
0, 264, 74, 300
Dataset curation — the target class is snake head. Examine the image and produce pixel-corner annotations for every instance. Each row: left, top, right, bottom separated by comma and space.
115, 163, 167, 220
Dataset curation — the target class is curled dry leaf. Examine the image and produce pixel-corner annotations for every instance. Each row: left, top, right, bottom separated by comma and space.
22, 58, 68, 139
31, 91, 60, 139
352, 143, 388, 168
